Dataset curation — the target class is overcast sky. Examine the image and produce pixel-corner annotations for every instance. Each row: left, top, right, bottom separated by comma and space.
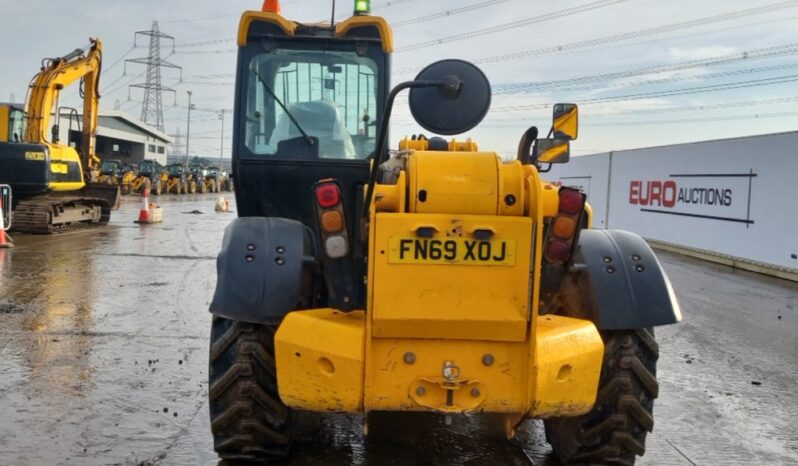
1, 0, 797, 159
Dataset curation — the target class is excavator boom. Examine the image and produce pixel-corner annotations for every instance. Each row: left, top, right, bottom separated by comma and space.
25, 39, 103, 176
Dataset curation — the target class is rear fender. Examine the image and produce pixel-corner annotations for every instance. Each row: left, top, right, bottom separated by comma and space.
566, 229, 682, 329
210, 217, 316, 324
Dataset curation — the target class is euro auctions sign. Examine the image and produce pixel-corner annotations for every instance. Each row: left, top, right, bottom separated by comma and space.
628, 172, 756, 226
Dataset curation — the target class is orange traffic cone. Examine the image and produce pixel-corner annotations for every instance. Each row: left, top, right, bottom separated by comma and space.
0, 196, 12, 249
135, 190, 151, 224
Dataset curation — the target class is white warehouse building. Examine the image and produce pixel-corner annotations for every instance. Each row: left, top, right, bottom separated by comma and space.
56, 110, 172, 166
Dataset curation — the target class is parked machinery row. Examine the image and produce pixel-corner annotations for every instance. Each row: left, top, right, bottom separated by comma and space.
98, 159, 233, 196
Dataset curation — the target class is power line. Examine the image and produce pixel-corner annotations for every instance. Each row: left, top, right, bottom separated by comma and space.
102, 45, 137, 76
503, 62, 798, 96
584, 95, 798, 117
477, 95, 798, 127
491, 73, 798, 112
159, 0, 301, 24
394, 0, 798, 74
583, 110, 798, 127
396, 0, 627, 52
493, 42, 798, 94
184, 0, 621, 53
392, 0, 511, 28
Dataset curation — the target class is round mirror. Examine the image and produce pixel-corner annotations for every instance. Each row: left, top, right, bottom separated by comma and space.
409, 59, 491, 136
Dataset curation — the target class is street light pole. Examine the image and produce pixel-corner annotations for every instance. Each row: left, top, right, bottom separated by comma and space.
219, 109, 225, 170
185, 90, 193, 168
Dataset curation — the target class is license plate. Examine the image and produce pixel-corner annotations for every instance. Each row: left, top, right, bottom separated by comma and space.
388, 237, 516, 266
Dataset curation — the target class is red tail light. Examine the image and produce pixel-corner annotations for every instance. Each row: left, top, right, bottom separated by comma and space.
316, 183, 340, 208
314, 180, 349, 260
543, 187, 586, 266
545, 240, 571, 264
558, 189, 584, 215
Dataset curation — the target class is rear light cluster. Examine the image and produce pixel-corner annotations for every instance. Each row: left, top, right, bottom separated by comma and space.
544, 187, 586, 265
314, 180, 349, 259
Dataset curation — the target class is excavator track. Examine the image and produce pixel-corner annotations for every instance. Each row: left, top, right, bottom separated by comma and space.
11, 196, 111, 234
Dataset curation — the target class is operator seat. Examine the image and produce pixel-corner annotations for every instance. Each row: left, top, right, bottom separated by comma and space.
271, 101, 357, 159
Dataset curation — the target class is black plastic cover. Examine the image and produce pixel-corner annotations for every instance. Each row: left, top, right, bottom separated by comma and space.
210, 217, 312, 324
571, 229, 682, 329
0, 142, 50, 199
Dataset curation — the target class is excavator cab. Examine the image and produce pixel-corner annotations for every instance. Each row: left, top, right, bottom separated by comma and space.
0, 104, 27, 143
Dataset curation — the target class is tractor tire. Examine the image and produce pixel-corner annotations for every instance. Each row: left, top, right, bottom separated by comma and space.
142, 179, 152, 197
152, 180, 162, 196
199, 181, 207, 194
190, 180, 198, 194
544, 329, 659, 466
209, 316, 292, 463
181, 180, 188, 195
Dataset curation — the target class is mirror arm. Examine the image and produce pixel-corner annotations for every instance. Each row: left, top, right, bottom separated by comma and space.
362, 79, 454, 220
517, 126, 538, 165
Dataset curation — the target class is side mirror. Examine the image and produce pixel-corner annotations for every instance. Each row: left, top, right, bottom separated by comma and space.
409, 59, 491, 136
553, 103, 578, 140
363, 59, 491, 218
534, 138, 570, 164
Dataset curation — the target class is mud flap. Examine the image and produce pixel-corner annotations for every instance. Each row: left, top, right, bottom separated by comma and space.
569, 229, 682, 329
210, 217, 315, 324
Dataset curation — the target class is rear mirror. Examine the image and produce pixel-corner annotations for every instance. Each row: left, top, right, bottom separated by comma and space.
409, 59, 491, 135
553, 103, 578, 140
535, 138, 570, 164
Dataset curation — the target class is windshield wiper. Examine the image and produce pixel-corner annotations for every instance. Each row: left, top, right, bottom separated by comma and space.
251, 67, 314, 146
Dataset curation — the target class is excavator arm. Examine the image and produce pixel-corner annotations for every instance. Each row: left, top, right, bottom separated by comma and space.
25, 38, 103, 177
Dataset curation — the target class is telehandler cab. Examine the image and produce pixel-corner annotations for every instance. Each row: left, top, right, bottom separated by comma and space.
209, 2, 681, 464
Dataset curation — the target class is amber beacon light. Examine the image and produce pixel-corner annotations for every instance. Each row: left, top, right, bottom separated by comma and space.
262, 0, 281, 13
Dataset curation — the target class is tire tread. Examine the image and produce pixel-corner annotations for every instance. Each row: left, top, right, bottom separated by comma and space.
545, 329, 659, 465
209, 317, 292, 463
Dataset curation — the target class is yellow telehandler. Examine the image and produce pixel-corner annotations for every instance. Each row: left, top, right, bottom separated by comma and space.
207, 2, 681, 465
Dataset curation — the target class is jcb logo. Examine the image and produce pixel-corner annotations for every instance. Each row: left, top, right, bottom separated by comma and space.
25, 151, 45, 161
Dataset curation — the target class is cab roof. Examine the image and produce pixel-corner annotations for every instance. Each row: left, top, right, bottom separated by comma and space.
237, 11, 393, 53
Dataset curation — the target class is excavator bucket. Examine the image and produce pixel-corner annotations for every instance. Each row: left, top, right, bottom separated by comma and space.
80, 182, 121, 210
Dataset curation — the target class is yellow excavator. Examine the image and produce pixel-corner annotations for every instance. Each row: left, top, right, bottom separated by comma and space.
0, 38, 119, 233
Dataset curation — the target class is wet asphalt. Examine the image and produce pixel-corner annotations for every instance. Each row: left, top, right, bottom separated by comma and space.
0, 194, 796, 466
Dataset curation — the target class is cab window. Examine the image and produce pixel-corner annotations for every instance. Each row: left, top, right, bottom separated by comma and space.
9, 108, 26, 142
244, 48, 380, 160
